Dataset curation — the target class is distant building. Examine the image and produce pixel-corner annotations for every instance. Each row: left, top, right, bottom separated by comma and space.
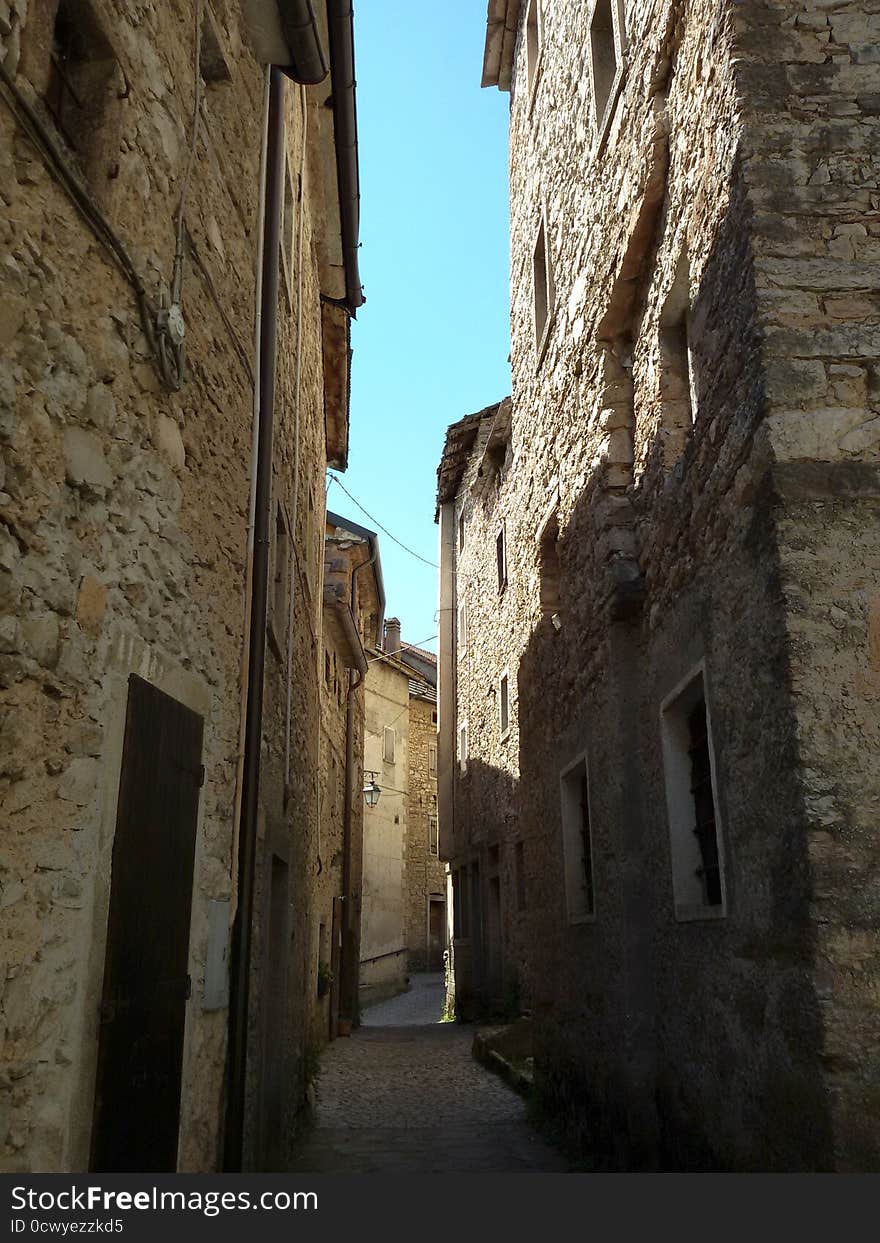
316, 512, 384, 1042
359, 621, 443, 1007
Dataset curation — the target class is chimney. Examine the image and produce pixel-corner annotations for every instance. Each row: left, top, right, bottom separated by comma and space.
384, 617, 401, 657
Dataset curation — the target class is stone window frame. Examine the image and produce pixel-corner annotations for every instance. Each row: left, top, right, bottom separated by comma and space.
535, 491, 562, 624
587, 0, 628, 155
660, 660, 729, 923
499, 668, 511, 742
428, 742, 437, 778
559, 751, 597, 924
428, 814, 439, 857
524, 0, 545, 120
532, 208, 556, 368
383, 725, 396, 765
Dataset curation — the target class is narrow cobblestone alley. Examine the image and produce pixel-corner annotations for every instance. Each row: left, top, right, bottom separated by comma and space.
291, 976, 570, 1173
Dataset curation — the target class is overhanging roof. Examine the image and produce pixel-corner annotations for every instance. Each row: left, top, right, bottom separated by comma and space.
481, 0, 521, 91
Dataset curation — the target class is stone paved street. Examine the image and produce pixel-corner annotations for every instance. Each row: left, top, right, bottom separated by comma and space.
291, 975, 570, 1173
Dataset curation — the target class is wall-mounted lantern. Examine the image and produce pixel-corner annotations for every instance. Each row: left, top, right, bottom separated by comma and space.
362, 771, 381, 808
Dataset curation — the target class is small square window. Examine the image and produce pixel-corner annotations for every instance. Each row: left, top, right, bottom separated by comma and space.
499, 670, 510, 740
661, 665, 727, 919
428, 815, 439, 856
560, 754, 596, 922
496, 526, 508, 592
383, 726, 396, 764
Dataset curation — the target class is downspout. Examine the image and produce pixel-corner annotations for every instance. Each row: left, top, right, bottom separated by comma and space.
339, 545, 377, 1025
326, 0, 364, 314
224, 65, 287, 1174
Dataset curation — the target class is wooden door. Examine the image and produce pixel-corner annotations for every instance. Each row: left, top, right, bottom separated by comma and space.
90, 674, 204, 1172
428, 898, 445, 972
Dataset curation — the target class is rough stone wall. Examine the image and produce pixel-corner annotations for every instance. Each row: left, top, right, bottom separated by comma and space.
405, 691, 444, 973
0, 1, 333, 1172
441, 0, 879, 1168
359, 657, 410, 1005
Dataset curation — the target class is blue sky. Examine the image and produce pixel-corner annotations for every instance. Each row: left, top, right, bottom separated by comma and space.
326, 1, 512, 655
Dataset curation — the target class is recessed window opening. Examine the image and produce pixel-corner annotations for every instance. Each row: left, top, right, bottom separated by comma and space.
428, 815, 439, 857
496, 526, 508, 592
45, 0, 119, 183
459, 721, 468, 773
281, 162, 295, 299
458, 511, 466, 551
428, 743, 437, 777
538, 509, 561, 621
499, 671, 510, 739
526, 0, 541, 96
560, 755, 596, 922
458, 598, 468, 653
533, 218, 554, 352
659, 250, 696, 459
589, 0, 618, 131
273, 502, 289, 640
661, 665, 727, 918
383, 726, 396, 764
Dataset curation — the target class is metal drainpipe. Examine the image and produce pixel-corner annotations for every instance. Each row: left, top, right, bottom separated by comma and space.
224, 65, 286, 1174
339, 546, 376, 1025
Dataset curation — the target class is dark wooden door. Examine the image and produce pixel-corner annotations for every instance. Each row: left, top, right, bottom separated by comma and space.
428, 898, 445, 972
90, 674, 204, 1172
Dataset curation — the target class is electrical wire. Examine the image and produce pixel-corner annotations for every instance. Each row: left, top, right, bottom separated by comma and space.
366, 635, 437, 664
0, 58, 164, 379
327, 473, 439, 568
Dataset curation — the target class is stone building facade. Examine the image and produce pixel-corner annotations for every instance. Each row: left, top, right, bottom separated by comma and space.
359, 624, 445, 1004
1, 1, 363, 1172
403, 647, 444, 974
315, 512, 383, 1041
437, 0, 880, 1170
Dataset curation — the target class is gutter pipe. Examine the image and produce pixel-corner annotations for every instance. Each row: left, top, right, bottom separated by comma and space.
326, 0, 364, 315
224, 65, 287, 1174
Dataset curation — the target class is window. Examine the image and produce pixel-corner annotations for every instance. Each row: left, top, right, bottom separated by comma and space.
270, 501, 289, 655
431, 710, 437, 725
525, 0, 542, 100
458, 721, 468, 774
458, 510, 466, 552
281, 161, 295, 303
589, 0, 626, 142
533, 216, 554, 357
661, 665, 726, 919
324, 650, 331, 685
41, 0, 121, 190
515, 840, 527, 912
383, 726, 396, 764
428, 815, 439, 857
496, 526, 508, 592
499, 670, 510, 740
560, 754, 596, 922
659, 249, 696, 462
428, 743, 437, 778
537, 503, 561, 622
